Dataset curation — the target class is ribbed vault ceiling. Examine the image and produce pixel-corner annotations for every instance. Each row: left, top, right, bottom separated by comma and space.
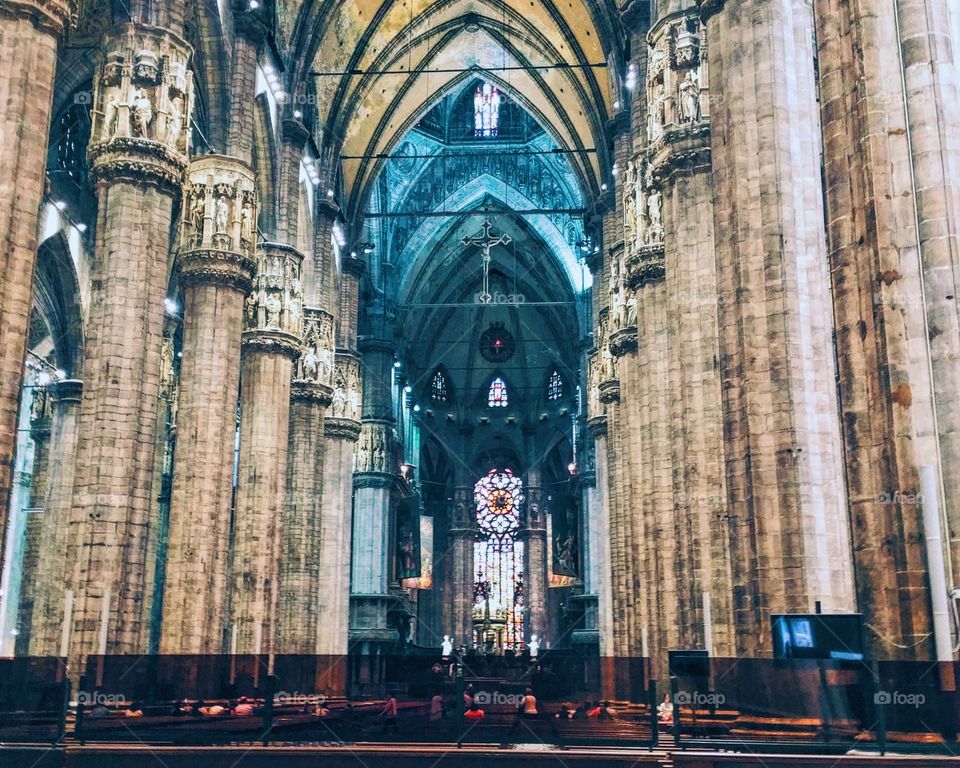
283, 0, 621, 213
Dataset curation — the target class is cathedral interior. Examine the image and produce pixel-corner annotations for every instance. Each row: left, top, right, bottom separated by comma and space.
2, 0, 960, 763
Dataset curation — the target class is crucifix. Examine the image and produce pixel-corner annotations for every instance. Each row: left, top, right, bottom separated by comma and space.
462, 219, 512, 304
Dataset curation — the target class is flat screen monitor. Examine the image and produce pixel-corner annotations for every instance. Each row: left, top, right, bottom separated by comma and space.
771, 614, 864, 661
669, 649, 710, 678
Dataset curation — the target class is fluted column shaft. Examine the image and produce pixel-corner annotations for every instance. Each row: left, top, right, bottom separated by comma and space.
29, 379, 82, 656
0, 1, 70, 553
703, 0, 854, 654
160, 156, 258, 653
230, 243, 303, 654
68, 22, 194, 660
448, 485, 476, 647
520, 485, 547, 642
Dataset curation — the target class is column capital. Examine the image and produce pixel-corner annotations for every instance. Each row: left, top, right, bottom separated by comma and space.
609, 326, 638, 357
599, 379, 621, 404
294, 307, 335, 387
281, 118, 310, 147
230, 0, 269, 44
1, 0, 70, 36
626, 245, 666, 290
291, 380, 333, 406
325, 417, 362, 441
698, 0, 725, 22
353, 471, 395, 490
341, 255, 366, 279
358, 336, 396, 356
88, 23, 195, 192
587, 414, 608, 437
243, 242, 304, 355
327, 352, 362, 421
50, 378, 83, 404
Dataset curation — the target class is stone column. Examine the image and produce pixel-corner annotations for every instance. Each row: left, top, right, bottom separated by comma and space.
520, 484, 548, 643
448, 485, 476, 647
587, 414, 615, 696
700, 0, 854, 654
570, 430, 601, 648
28, 379, 82, 656
0, 0, 70, 549
15, 390, 52, 656
320, 352, 362, 657
350, 336, 398, 645
230, 243, 303, 654
813, 0, 954, 655
278, 308, 335, 653
160, 157, 258, 654
68, 23, 194, 659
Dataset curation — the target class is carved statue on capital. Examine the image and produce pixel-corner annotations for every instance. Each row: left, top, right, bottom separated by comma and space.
244, 246, 304, 338
356, 422, 392, 473
678, 70, 702, 124
89, 25, 195, 168
294, 309, 335, 386
181, 156, 258, 260
328, 355, 362, 421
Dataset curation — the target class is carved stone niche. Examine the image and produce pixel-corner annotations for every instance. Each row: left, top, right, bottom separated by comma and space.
182, 156, 258, 257
294, 307, 335, 388
178, 156, 258, 292
672, 18, 701, 69
7, 0, 72, 35
355, 421, 393, 475
326, 353, 362, 423
242, 243, 304, 357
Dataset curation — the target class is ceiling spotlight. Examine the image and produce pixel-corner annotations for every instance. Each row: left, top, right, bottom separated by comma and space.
294, 110, 303, 119
54, 200, 67, 211
76, 223, 87, 233
601, 183, 608, 191
404, 385, 412, 394
413, 404, 421, 413
393, 361, 402, 369
327, 189, 335, 198
164, 298, 179, 315
249, 0, 259, 8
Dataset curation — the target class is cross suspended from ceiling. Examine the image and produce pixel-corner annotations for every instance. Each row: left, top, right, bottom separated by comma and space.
462, 220, 512, 305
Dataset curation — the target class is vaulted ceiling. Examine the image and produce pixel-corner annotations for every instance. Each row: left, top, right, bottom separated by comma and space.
282, 0, 623, 215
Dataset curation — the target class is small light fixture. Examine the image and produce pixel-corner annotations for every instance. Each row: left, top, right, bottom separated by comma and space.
164, 297, 179, 315
393, 360, 402, 369
54, 200, 67, 211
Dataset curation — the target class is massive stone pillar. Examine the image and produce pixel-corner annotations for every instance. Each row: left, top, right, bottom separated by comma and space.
29, 379, 82, 656
68, 23, 194, 659
586, 414, 615, 695
319, 353, 362, 656
160, 157, 258, 653
448, 485, 476, 647
700, 0, 854, 653
15, 389, 52, 656
230, 244, 303, 654
278, 308, 335, 654
520, 484, 548, 643
350, 337, 398, 645
814, 0, 960, 655
0, 0, 70, 550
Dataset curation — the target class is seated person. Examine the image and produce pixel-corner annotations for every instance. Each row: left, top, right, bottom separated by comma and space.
555, 703, 575, 719
232, 696, 255, 716
123, 701, 144, 718
199, 702, 227, 717
598, 700, 618, 720
657, 694, 673, 724
586, 701, 602, 718
88, 703, 111, 718
464, 703, 485, 720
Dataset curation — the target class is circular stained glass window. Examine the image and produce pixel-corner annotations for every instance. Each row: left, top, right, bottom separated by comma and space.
475, 468, 523, 537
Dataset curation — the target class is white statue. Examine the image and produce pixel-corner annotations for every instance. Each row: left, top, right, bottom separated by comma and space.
441, 635, 453, 657
167, 95, 184, 148
529, 634, 540, 659
647, 188, 663, 241
332, 384, 347, 417
130, 88, 153, 137
103, 84, 125, 139
302, 346, 319, 381
215, 196, 229, 235
240, 202, 254, 241
264, 292, 282, 328
678, 70, 701, 123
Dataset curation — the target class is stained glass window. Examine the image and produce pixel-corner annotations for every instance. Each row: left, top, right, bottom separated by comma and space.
547, 369, 563, 400
488, 376, 508, 407
473, 83, 501, 138
473, 469, 525, 649
431, 369, 448, 403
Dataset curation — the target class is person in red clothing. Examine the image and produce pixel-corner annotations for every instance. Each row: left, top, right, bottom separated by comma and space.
465, 703, 485, 720
381, 695, 399, 734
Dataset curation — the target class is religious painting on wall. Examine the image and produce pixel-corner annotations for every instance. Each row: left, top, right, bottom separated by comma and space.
396, 494, 421, 585
550, 492, 579, 586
